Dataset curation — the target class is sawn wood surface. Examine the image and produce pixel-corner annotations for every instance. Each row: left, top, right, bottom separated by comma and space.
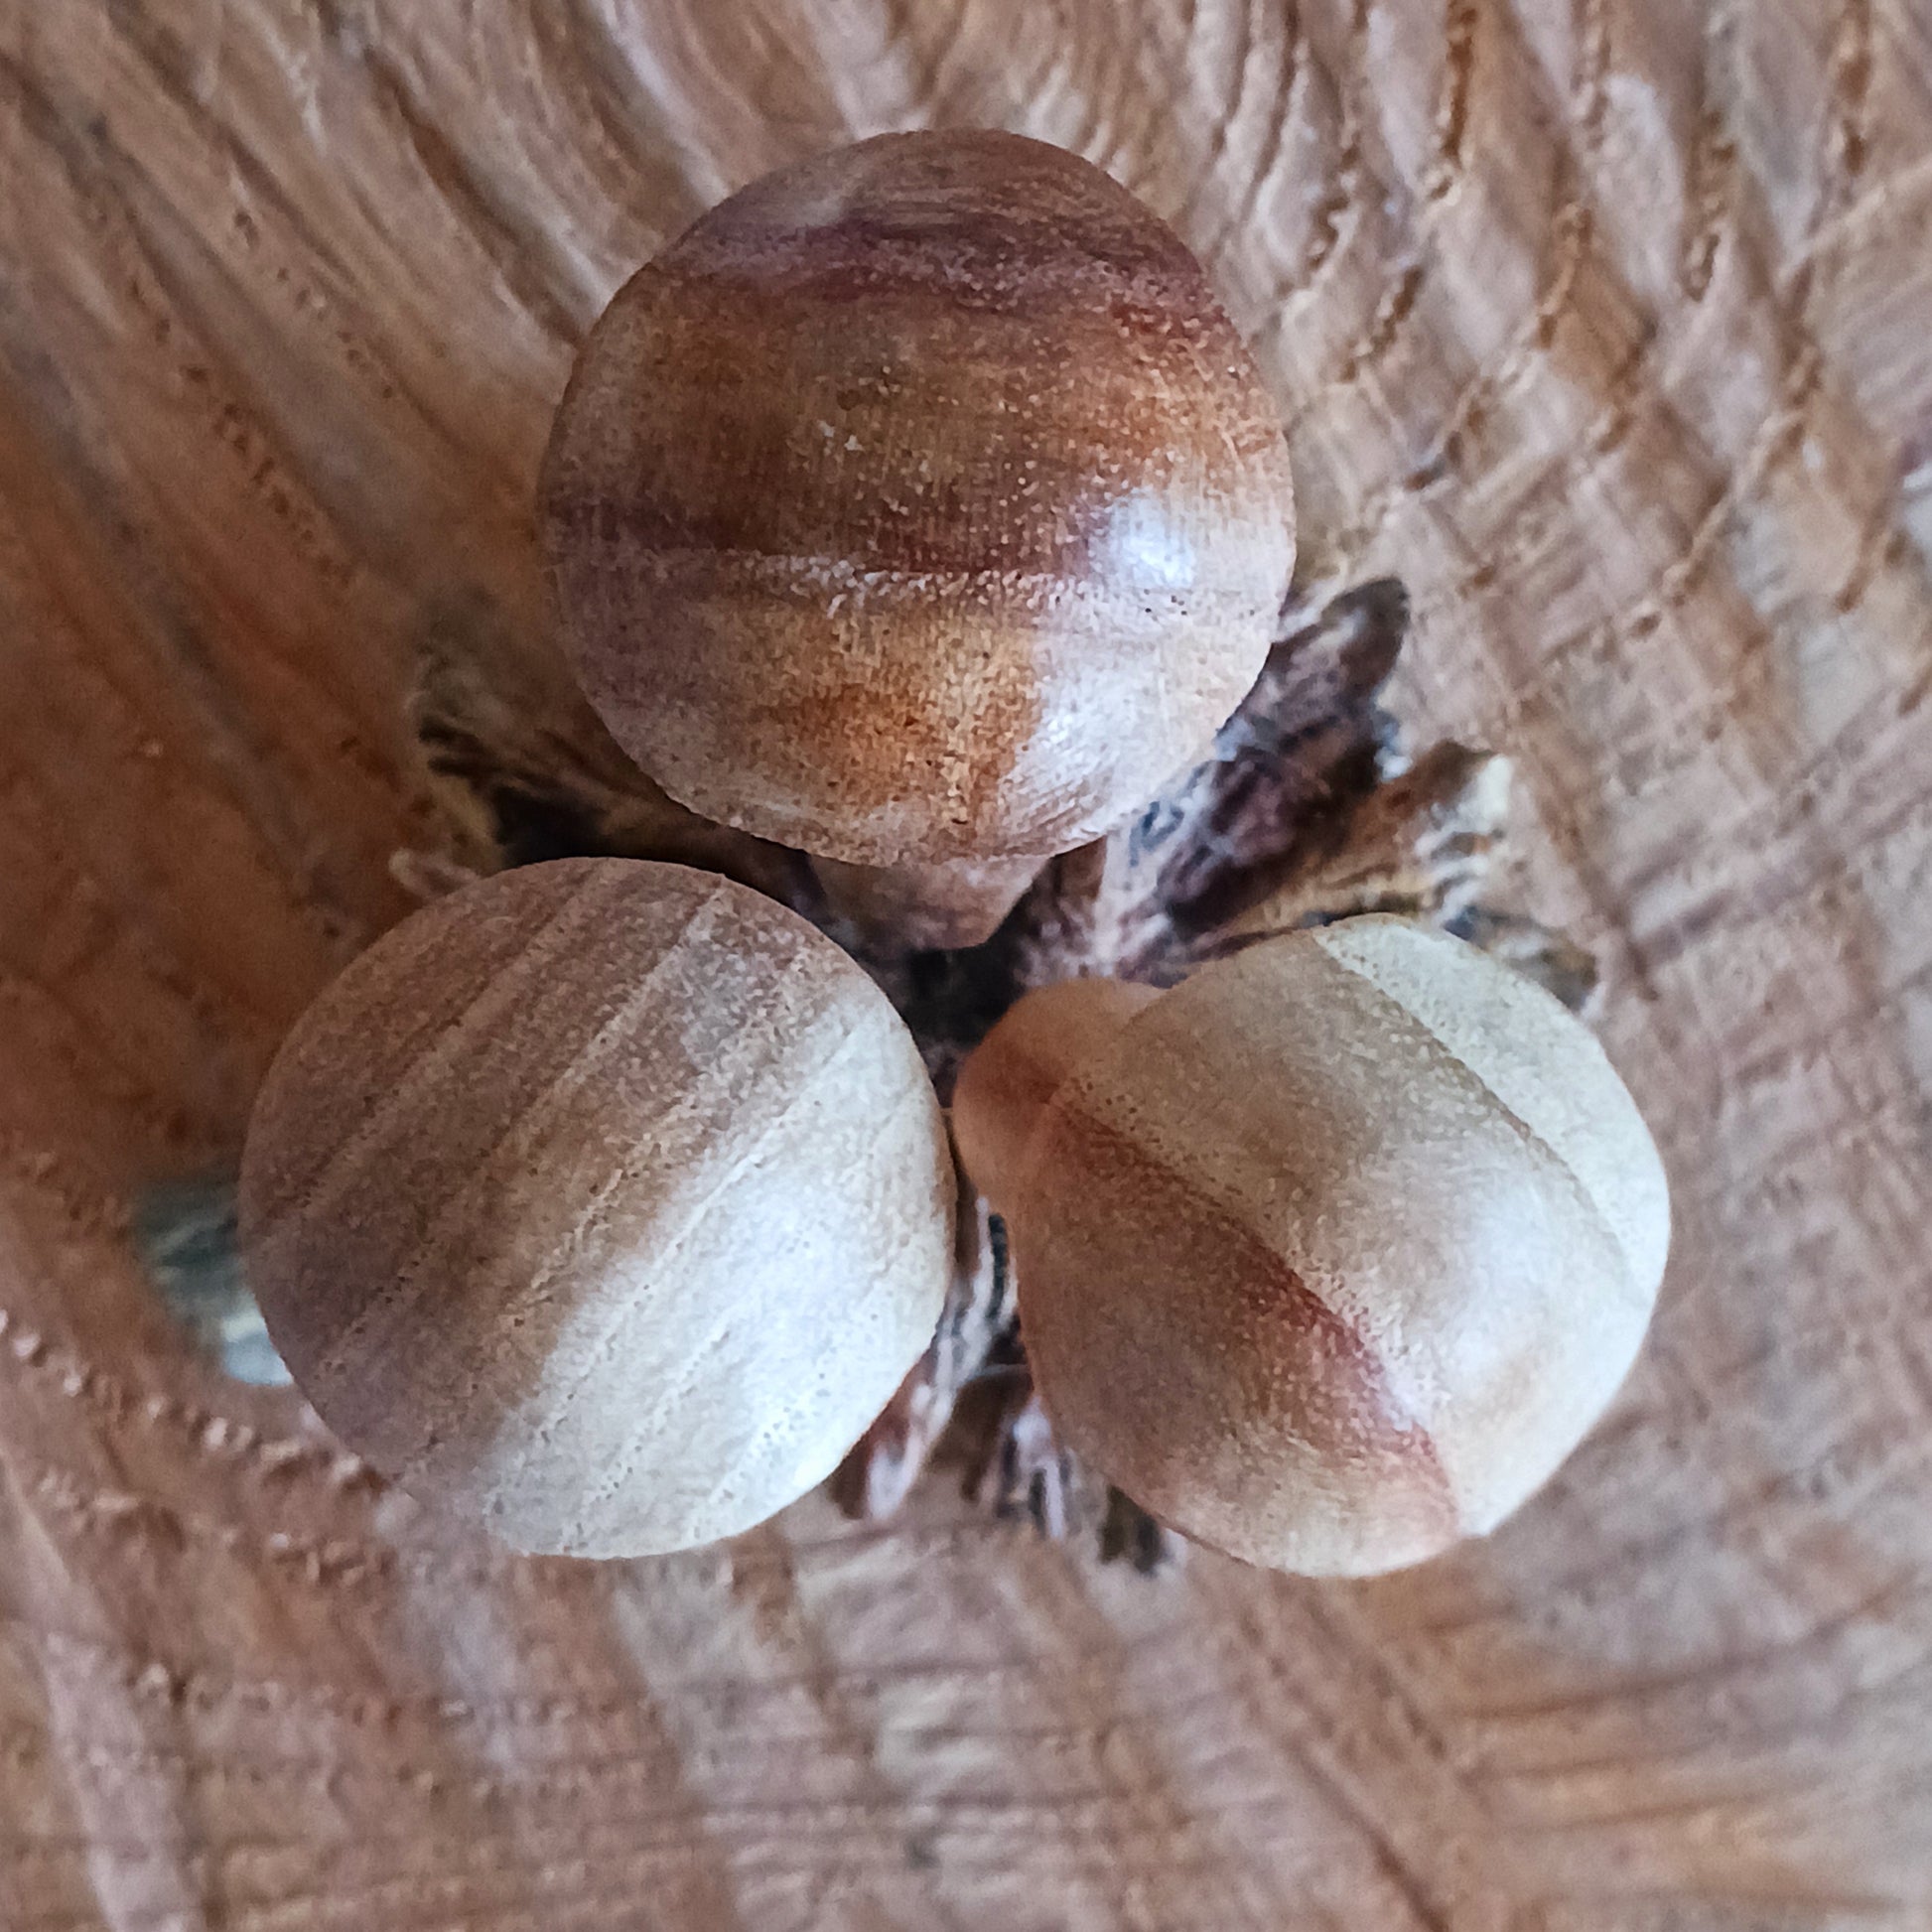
1, 3, 1929, 1926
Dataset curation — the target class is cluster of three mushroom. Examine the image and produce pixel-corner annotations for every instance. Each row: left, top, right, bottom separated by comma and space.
240, 133, 1668, 1576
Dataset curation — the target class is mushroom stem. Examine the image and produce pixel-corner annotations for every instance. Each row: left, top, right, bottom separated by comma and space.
950, 977, 1160, 1216
811, 851, 1047, 951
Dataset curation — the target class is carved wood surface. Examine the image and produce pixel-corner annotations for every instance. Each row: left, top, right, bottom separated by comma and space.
2, 3, 1929, 1925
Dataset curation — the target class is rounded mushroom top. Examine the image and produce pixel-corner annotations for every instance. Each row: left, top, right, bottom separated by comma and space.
540, 129, 1296, 867
239, 859, 954, 1560
960, 918, 1670, 1577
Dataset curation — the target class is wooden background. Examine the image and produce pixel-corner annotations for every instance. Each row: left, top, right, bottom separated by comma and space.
3, 2, 1930, 1926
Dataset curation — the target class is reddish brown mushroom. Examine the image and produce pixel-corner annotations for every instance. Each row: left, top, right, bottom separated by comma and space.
540, 130, 1295, 945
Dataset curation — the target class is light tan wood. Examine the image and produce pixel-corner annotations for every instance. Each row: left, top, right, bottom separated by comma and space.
808, 847, 1052, 951
960, 923, 1669, 1579
952, 975, 1163, 1215
241, 859, 955, 1560
1, 2, 1929, 1925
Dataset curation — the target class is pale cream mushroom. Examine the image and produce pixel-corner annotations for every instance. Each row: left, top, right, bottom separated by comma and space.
240, 858, 954, 1559
951, 917, 1671, 1577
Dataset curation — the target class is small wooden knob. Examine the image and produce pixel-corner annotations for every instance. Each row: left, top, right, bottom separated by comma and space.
952, 918, 1670, 1577
540, 129, 1296, 903
240, 859, 955, 1558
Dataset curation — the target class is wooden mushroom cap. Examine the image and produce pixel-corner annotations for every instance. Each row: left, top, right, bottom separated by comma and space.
950, 975, 1161, 1218
239, 859, 955, 1559
540, 128, 1296, 872
955, 918, 1670, 1577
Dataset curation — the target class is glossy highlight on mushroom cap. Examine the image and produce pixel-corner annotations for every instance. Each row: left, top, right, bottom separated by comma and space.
540, 128, 1296, 868
239, 859, 955, 1560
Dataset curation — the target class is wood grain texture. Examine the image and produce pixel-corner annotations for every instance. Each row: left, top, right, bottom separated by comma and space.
541, 130, 1296, 871
240, 858, 955, 1561
0, 2, 1927, 1926
982, 922, 1668, 1580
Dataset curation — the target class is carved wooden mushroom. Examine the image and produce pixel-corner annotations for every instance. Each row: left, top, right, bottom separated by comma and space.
951, 916, 1671, 1577
239, 858, 955, 1559
539, 129, 1296, 948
